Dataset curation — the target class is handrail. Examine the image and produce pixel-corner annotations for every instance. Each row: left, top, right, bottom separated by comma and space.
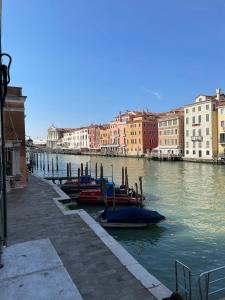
198, 265, 225, 300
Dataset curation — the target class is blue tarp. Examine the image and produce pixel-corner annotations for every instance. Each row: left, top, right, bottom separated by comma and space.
100, 207, 165, 224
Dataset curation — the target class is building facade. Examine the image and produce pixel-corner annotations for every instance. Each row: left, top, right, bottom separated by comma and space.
100, 124, 110, 153
217, 101, 225, 158
88, 125, 101, 152
125, 112, 158, 156
184, 89, 224, 160
5, 86, 27, 188
47, 126, 65, 149
153, 109, 184, 157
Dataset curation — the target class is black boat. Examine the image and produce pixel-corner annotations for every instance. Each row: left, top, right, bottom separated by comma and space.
98, 206, 166, 228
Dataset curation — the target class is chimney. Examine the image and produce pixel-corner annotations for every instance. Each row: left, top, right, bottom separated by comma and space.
216, 88, 221, 100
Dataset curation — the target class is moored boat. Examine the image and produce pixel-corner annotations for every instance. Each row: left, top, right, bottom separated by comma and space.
98, 207, 166, 228
76, 189, 142, 206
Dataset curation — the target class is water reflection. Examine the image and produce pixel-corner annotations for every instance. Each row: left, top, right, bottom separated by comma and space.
108, 225, 167, 245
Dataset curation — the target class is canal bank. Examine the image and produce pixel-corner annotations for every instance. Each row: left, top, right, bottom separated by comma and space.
31, 153, 225, 298
5, 174, 171, 300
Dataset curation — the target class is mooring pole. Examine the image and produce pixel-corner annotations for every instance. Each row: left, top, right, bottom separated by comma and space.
56, 155, 59, 172
122, 167, 124, 188
95, 162, 98, 180
81, 163, 83, 176
139, 176, 143, 205
78, 168, 80, 191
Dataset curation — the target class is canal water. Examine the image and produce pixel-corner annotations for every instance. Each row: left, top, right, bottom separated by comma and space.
33, 153, 225, 298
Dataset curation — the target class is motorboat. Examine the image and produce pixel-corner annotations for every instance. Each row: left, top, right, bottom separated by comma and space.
98, 206, 165, 228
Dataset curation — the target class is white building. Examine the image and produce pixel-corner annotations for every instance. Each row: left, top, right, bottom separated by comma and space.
184, 89, 224, 160
61, 128, 90, 150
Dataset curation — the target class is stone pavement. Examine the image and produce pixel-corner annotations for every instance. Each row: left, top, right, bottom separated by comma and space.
6, 175, 156, 300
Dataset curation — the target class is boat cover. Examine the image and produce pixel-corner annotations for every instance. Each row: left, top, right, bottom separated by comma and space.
100, 207, 165, 224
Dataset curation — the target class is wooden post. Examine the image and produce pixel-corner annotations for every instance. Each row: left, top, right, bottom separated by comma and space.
69, 162, 72, 181
103, 181, 108, 208
95, 162, 98, 180
43, 153, 45, 172
40, 153, 42, 170
66, 163, 69, 181
113, 182, 116, 210
56, 155, 59, 172
100, 164, 103, 197
36, 153, 39, 168
125, 167, 128, 193
122, 167, 124, 188
78, 168, 80, 191
139, 176, 143, 205
85, 162, 88, 176
47, 154, 49, 172
52, 158, 54, 176
135, 183, 139, 206
81, 163, 83, 176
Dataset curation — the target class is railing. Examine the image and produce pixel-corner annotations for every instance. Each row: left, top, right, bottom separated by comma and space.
198, 266, 225, 300
175, 260, 192, 300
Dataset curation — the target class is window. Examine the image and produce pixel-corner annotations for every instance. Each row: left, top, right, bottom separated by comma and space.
186, 150, 189, 154
206, 114, 209, 122
186, 117, 189, 125
173, 119, 178, 125
168, 120, 172, 125
220, 108, 225, 115
206, 128, 209, 136
221, 121, 225, 128
186, 142, 189, 148
198, 129, 201, 136
193, 142, 196, 148
206, 151, 210, 155
198, 142, 201, 148
186, 108, 189, 114
193, 129, 196, 136
206, 104, 209, 110
192, 107, 195, 112
206, 141, 209, 148
175, 129, 178, 134
193, 150, 196, 155
220, 133, 225, 144
198, 106, 201, 112
186, 130, 189, 137
198, 115, 201, 123
192, 116, 195, 124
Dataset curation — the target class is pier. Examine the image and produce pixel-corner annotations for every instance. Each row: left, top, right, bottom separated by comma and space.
5, 175, 171, 300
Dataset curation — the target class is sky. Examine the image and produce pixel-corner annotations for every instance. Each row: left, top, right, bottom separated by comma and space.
3, 0, 225, 139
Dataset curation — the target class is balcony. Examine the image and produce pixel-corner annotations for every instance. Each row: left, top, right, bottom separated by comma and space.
191, 136, 203, 142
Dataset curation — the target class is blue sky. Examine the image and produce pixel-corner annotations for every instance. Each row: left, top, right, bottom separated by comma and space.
3, 0, 225, 138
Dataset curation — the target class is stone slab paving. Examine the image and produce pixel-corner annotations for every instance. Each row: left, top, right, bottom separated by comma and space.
0, 239, 82, 300
6, 175, 160, 300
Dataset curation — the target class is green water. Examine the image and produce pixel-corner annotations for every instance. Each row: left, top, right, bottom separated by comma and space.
34, 154, 225, 297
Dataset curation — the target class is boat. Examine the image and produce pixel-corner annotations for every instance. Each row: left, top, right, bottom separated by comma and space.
75, 189, 142, 206
97, 206, 165, 228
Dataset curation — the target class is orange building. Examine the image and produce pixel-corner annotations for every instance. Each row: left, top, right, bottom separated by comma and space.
5, 86, 27, 189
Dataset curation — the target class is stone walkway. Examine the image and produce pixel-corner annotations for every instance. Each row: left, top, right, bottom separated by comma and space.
7, 175, 156, 300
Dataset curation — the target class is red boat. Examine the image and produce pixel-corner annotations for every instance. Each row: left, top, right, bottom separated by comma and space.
76, 189, 142, 206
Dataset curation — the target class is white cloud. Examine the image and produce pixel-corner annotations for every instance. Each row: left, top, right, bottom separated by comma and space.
141, 86, 162, 100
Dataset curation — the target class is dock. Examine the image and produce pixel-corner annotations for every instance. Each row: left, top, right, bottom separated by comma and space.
5, 175, 171, 300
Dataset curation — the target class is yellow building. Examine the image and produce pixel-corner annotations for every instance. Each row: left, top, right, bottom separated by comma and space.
124, 112, 158, 156
100, 124, 110, 153
217, 102, 225, 157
